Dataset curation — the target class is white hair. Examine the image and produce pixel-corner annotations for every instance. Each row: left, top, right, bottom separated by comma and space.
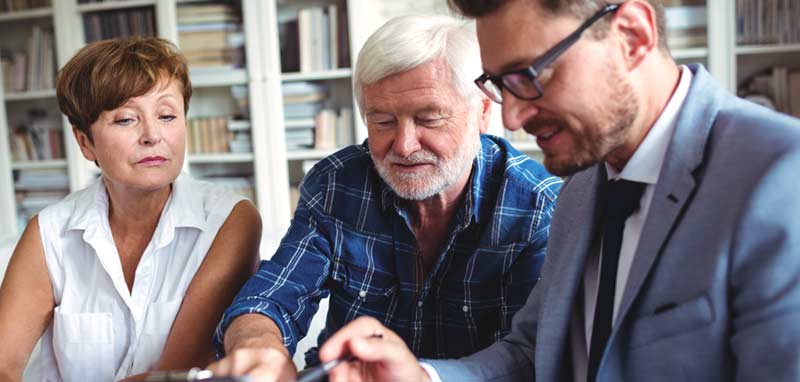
353, 14, 484, 115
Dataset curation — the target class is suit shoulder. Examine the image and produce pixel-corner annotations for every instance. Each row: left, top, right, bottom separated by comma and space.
715, 97, 800, 151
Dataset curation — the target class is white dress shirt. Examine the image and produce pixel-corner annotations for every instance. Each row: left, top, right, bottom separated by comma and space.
571, 65, 694, 381
28, 173, 244, 381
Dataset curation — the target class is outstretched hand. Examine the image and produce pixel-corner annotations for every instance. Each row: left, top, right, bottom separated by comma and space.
319, 316, 431, 382
205, 346, 296, 382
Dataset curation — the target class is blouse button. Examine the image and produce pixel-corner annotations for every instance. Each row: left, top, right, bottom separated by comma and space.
462, 305, 469, 313
359, 290, 367, 298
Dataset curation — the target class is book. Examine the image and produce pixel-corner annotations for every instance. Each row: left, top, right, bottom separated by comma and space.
314, 109, 337, 150
279, 15, 300, 72
336, 107, 354, 147
736, 0, 800, 45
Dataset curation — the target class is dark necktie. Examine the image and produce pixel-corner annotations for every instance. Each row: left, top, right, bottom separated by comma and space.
587, 179, 646, 382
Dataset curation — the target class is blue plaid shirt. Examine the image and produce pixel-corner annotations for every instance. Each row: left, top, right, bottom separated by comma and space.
216, 135, 561, 363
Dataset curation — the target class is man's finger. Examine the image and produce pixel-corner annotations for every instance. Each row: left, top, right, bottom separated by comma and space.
347, 336, 409, 363
319, 316, 388, 361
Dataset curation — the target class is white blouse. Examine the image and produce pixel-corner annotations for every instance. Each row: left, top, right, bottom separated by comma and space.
28, 173, 245, 381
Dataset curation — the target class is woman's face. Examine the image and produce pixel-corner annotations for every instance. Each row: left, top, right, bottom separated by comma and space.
75, 79, 186, 193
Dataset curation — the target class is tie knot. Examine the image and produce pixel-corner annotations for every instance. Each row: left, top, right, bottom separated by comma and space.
606, 179, 646, 218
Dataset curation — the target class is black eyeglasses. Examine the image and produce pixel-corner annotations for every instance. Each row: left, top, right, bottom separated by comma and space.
475, 3, 621, 104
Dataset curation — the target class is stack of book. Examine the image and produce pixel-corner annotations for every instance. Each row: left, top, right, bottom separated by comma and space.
8, 110, 64, 162
0, 25, 56, 92
177, 2, 245, 69
187, 117, 252, 155
736, 0, 800, 45
0, 0, 49, 12
227, 119, 253, 154
663, 0, 707, 49
83, 7, 156, 42
282, 82, 354, 150
740, 66, 800, 118
278, 3, 350, 73
283, 82, 326, 150
14, 168, 68, 226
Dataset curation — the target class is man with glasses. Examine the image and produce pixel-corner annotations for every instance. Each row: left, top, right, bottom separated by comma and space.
315, 1, 800, 381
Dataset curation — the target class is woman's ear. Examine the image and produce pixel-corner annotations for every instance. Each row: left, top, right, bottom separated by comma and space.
72, 126, 97, 162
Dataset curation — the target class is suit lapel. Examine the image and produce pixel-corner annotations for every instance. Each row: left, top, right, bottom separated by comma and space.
537, 164, 606, 381
615, 64, 722, 328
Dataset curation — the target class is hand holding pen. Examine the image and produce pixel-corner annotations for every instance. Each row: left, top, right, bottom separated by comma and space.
315, 316, 432, 382
294, 333, 382, 382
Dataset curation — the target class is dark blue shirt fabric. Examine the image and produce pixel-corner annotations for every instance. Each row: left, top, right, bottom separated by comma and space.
216, 134, 562, 364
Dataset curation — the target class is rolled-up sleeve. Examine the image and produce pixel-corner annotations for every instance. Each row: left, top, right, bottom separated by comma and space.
214, 179, 333, 356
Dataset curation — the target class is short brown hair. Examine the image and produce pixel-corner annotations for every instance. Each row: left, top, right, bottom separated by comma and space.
56, 36, 192, 141
448, 0, 668, 51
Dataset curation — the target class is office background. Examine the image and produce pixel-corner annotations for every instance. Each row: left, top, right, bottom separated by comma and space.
0, 0, 798, 372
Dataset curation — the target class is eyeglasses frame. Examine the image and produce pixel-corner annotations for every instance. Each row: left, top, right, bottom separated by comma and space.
475, 3, 622, 103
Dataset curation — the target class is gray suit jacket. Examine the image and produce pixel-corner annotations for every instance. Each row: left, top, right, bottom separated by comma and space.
428, 65, 800, 381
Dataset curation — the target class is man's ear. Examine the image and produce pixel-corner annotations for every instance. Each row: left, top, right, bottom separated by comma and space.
611, 0, 658, 70
478, 97, 492, 134
72, 126, 97, 162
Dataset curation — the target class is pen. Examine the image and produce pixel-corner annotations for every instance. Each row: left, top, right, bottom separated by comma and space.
144, 367, 251, 382
295, 333, 384, 382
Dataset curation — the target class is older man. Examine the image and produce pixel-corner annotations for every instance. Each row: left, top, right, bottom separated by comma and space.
317, 1, 800, 382
207, 15, 561, 380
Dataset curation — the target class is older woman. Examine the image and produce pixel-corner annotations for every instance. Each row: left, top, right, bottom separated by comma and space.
0, 37, 261, 381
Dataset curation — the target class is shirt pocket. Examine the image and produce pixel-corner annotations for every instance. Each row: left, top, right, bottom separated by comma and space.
52, 306, 115, 381
439, 284, 503, 326
132, 298, 184, 373
331, 265, 398, 321
430, 284, 505, 356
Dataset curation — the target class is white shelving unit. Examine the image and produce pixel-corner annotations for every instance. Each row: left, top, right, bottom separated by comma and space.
1, 0, 798, 242
0, 1, 78, 237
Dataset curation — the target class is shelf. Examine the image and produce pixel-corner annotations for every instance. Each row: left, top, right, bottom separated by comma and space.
188, 153, 254, 163
11, 160, 68, 170
285, 148, 338, 160
4, 89, 57, 102
509, 141, 542, 152
0, 7, 52, 22
77, 0, 156, 13
190, 68, 248, 88
672, 47, 708, 60
736, 44, 800, 55
281, 68, 352, 82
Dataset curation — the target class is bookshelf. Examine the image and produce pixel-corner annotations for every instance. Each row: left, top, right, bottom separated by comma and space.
1, 0, 798, 243
0, 0, 301, 239
0, 0, 76, 237
728, 0, 800, 118
272, 0, 370, 217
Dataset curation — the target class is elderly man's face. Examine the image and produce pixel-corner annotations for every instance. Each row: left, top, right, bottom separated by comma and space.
364, 59, 485, 201
476, 1, 638, 176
